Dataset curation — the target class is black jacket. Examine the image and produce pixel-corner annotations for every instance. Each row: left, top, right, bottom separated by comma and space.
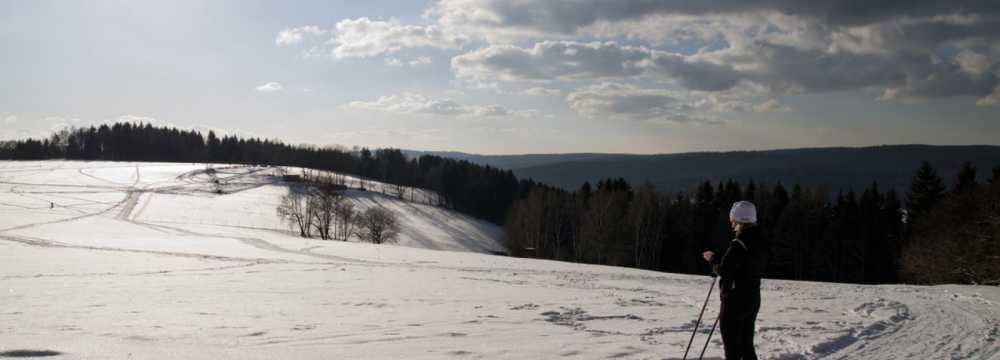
710, 225, 766, 299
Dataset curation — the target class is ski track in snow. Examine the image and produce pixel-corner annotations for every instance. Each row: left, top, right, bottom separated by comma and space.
1, 161, 998, 360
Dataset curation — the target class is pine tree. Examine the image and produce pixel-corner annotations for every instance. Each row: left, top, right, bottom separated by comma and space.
880, 188, 903, 282
578, 181, 593, 205
858, 182, 885, 283
206, 131, 221, 162
990, 165, 1000, 184
953, 161, 977, 194
906, 161, 946, 221
766, 183, 790, 227
695, 181, 714, 204
744, 180, 757, 201
722, 179, 742, 205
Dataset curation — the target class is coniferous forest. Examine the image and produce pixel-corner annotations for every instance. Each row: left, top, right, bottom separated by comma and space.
504, 162, 1000, 285
2, 122, 997, 285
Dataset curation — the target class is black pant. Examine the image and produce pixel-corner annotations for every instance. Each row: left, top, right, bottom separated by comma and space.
719, 291, 761, 360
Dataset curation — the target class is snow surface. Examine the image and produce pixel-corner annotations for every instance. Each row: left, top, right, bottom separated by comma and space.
1, 161, 998, 359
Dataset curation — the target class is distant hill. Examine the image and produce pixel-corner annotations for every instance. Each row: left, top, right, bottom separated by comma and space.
402, 150, 619, 171
409, 145, 1000, 196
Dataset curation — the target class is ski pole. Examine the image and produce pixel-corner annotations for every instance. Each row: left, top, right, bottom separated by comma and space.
683, 276, 717, 360
698, 312, 721, 360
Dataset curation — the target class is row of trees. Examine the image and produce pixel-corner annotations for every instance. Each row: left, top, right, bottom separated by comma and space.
4, 122, 996, 284
505, 162, 1000, 285
900, 162, 1000, 285
276, 185, 400, 244
0, 122, 529, 224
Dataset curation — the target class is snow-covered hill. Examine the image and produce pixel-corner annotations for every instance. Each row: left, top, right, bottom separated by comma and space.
1, 161, 998, 359
0, 161, 502, 254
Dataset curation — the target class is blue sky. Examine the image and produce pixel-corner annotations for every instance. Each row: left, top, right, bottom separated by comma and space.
2, 0, 999, 154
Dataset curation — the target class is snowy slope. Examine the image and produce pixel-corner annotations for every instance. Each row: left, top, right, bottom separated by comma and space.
1, 161, 999, 359
0, 161, 502, 255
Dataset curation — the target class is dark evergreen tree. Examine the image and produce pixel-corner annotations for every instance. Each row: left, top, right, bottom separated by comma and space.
743, 180, 757, 201
765, 183, 789, 229
878, 188, 903, 283
206, 131, 221, 162
906, 161, 946, 221
953, 161, 977, 194
858, 182, 887, 283
578, 182, 592, 202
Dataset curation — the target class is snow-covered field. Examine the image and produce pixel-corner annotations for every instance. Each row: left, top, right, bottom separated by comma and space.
1, 161, 998, 359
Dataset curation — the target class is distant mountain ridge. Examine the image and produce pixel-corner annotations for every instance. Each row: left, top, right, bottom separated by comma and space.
407, 145, 1000, 196
402, 150, 621, 171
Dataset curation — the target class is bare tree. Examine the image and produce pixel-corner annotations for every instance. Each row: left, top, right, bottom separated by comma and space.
309, 187, 341, 240
386, 182, 406, 199
357, 207, 399, 244
333, 199, 357, 241
629, 183, 664, 269
331, 172, 347, 187
277, 189, 313, 237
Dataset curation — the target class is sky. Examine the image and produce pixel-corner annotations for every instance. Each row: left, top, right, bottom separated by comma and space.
1, 0, 999, 155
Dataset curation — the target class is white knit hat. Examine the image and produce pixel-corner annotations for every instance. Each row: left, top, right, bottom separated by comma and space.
729, 201, 757, 224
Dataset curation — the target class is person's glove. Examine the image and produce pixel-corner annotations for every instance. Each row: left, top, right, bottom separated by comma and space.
703, 251, 719, 277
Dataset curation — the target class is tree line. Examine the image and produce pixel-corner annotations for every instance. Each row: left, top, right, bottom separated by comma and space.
900, 162, 1000, 285
504, 161, 1000, 285
3, 122, 996, 284
0, 122, 529, 224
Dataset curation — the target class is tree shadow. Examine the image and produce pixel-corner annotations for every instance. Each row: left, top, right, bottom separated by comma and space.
0, 349, 64, 358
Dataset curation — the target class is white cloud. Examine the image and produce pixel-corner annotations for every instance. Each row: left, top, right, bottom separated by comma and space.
410, 56, 433, 66
343, 93, 540, 118
255, 82, 283, 92
520, 87, 562, 96
976, 87, 1000, 106
452, 41, 648, 84
753, 99, 792, 113
691, 94, 753, 113
3, 115, 15, 124
566, 82, 719, 124
273, 0, 999, 127
436, 0, 1000, 103
384, 58, 404, 67
452, 37, 1000, 105
331, 17, 464, 59
385, 56, 433, 67
428, 0, 1000, 44
956, 50, 994, 75
451, 41, 746, 91
690, 95, 791, 113
275, 26, 327, 46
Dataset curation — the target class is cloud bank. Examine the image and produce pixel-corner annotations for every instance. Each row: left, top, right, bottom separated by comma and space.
343, 93, 540, 118
276, 0, 1000, 129
434, 0, 1000, 104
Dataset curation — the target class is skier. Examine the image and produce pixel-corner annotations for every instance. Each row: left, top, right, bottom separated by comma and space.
702, 201, 766, 360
